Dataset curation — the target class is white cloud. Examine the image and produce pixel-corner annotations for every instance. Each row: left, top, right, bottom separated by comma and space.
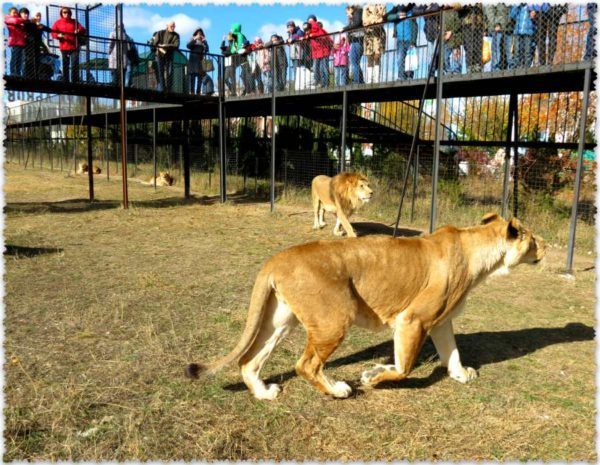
123, 7, 211, 41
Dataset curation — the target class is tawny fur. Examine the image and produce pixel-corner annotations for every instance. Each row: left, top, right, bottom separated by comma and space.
185, 213, 545, 400
76, 162, 101, 175
311, 172, 373, 237
141, 171, 174, 187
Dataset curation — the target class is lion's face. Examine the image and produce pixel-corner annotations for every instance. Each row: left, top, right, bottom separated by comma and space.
355, 177, 373, 204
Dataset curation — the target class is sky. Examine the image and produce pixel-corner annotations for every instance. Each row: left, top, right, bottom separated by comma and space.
8, 2, 393, 53
119, 3, 357, 53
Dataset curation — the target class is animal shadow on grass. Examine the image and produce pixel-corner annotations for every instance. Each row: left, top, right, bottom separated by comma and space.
222, 322, 593, 394
351, 222, 422, 237
4, 244, 64, 258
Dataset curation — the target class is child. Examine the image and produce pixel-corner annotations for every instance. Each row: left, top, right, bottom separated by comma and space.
333, 36, 350, 86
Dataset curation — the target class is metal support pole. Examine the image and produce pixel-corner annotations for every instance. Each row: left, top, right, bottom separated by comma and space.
218, 57, 227, 202
105, 112, 109, 181
430, 9, 445, 234
183, 118, 191, 199
86, 96, 94, 201
153, 108, 157, 190
565, 66, 592, 274
340, 90, 348, 172
117, 4, 128, 208
501, 93, 517, 219
270, 46, 277, 212
512, 97, 520, 218
393, 31, 441, 236
410, 145, 419, 223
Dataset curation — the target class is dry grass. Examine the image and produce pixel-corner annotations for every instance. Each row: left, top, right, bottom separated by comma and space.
4, 164, 596, 461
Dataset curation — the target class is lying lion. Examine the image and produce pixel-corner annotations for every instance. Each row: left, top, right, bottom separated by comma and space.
185, 213, 545, 400
76, 162, 101, 175
312, 172, 373, 237
141, 171, 174, 187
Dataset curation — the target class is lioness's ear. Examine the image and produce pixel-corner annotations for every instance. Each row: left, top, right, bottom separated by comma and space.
507, 218, 522, 240
481, 212, 500, 225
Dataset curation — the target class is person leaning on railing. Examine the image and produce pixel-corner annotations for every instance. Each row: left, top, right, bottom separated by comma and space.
362, 4, 386, 84
459, 3, 484, 74
483, 4, 513, 71
342, 5, 364, 84
187, 28, 209, 94
533, 3, 567, 66
584, 3, 596, 61
306, 15, 333, 88
4, 6, 27, 77
108, 24, 134, 86
386, 3, 418, 80
149, 21, 180, 92
285, 21, 305, 88
265, 33, 287, 92
51, 7, 86, 83
443, 7, 464, 75
510, 4, 536, 70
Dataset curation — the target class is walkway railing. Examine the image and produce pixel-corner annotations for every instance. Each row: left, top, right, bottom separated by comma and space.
4, 4, 595, 99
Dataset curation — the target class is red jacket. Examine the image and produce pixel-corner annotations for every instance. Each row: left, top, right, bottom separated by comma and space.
4, 14, 26, 47
51, 17, 86, 51
308, 22, 333, 59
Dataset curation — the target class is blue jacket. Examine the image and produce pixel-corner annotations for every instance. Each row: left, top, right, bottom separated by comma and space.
387, 6, 418, 44
510, 4, 536, 35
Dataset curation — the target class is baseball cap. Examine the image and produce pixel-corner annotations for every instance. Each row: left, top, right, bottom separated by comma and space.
286, 20, 295, 27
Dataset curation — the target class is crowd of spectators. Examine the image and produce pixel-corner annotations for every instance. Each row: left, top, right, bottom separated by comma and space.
4, 3, 596, 95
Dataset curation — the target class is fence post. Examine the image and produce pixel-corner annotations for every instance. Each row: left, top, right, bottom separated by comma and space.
218, 56, 227, 203
153, 108, 157, 190
270, 46, 277, 212
565, 66, 592, 275
429, 9, 445, 234
501, 93, 517, 219
117, 3, 129, 208
340, 90, 348, 172
183, 118, 191, 198
86, 96, 94, 201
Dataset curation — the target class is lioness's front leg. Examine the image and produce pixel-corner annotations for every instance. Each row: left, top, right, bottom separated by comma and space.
429, 319, 477, 383
361, 311, 426, 386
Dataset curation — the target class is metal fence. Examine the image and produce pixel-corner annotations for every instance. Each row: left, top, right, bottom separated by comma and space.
3, 4, 595, 97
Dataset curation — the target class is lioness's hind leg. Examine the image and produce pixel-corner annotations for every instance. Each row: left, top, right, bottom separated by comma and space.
296, 334, 351, 398
239, 294, 298, 400
333, 218, 344, 236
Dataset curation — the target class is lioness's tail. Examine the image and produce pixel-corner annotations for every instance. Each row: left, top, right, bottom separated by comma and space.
185, 267, 273, 379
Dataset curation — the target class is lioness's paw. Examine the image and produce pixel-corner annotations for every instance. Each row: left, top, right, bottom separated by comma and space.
333, 229, 344, 237
360, 364, 394, 386
330, 381, 352, 398
449, 366, 478, 384
254, 383, 281, 400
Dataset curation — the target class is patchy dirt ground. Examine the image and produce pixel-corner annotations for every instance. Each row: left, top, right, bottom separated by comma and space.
3, 165, 596, 461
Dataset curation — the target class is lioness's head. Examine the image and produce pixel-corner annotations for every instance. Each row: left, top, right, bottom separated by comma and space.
481, 213, 546, 268
158, 171, 174, 185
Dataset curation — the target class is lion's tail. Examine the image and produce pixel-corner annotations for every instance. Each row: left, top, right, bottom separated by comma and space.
184, 266, 274, 379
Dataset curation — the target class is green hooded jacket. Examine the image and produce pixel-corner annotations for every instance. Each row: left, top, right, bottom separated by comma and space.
230, 23, 246, 54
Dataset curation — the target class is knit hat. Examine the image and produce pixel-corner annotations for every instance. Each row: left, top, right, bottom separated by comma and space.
307, 14, 317, 22
286, 20, 295, 27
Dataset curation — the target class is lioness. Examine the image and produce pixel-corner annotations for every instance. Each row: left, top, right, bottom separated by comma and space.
142, 171, 174, 187
185, 213, 545, 400
77, 162, 101, 175
312, 172, 373, 237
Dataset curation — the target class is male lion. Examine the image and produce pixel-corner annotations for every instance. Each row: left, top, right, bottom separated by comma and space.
185, 213, 545, 400
141, 171, 174, 187
312, 172, 373, 237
